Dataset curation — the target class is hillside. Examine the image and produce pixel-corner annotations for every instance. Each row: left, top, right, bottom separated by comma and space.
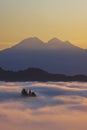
0, 67, 87, 82
0, 37, 87, 75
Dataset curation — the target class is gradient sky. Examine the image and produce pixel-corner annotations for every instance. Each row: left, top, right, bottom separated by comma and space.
0, 0, 87, 50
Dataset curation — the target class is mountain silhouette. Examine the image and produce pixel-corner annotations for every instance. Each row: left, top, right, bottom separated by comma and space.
11, 37, 44, 50
0, 67, 87, 82
0, 37, 87, 75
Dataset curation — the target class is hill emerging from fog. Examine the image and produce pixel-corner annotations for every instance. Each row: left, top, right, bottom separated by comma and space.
0, 37, 87, 75
0, 67, 87, 82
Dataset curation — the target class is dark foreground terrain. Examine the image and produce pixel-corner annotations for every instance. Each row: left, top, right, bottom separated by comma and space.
0, 67, 87, 82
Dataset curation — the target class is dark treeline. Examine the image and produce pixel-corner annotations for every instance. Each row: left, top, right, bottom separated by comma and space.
0, 67, 87, 82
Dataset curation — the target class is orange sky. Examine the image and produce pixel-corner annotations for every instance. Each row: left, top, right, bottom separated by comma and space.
0, 0, 87, 50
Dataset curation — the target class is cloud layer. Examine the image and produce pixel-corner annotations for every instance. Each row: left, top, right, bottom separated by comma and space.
0, 81, 87, 130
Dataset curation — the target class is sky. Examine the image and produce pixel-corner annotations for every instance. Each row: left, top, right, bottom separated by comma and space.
0, 0, 87, 50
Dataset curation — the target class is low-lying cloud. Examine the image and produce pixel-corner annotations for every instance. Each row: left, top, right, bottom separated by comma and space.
0, 81, 87, 130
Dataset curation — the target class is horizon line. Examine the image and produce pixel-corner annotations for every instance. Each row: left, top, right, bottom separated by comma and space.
0, 36, 86, 51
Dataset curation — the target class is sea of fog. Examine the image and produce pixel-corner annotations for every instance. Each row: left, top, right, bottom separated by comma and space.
0, 81, 87, 130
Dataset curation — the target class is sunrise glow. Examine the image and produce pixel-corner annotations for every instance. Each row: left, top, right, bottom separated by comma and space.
0, 0, 87, 50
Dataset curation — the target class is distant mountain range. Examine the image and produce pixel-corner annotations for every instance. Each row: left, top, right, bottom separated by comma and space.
0, 37, 87, 75
0, 67, 87, 82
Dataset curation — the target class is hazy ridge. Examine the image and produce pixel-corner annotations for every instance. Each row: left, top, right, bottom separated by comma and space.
0, 37, 87, 75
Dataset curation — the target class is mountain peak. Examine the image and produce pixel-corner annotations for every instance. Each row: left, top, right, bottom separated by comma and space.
47, 37, 69, 50
1, 37, 83, 53
48, 37, 63, 43
23, 37, 43, 43
11, 37, 44, 50
0, 37, 87, 75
